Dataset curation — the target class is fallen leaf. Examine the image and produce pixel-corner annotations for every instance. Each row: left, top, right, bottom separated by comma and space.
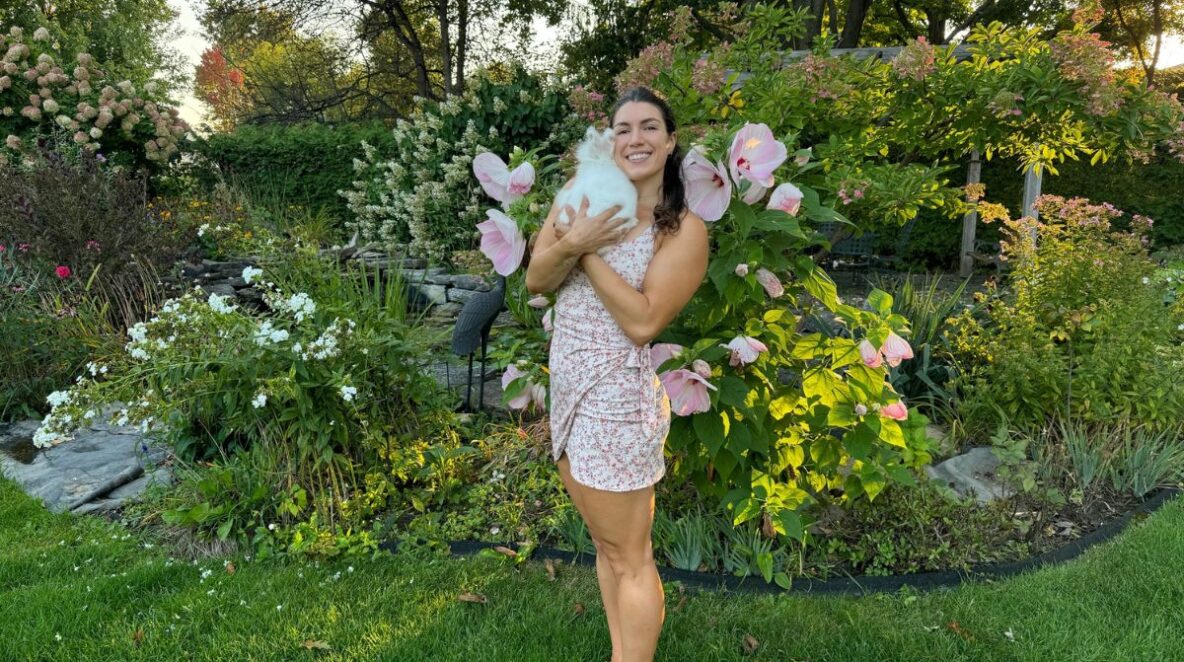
672, 594, 688, 613
544, 558, 557, 581
1004, 628, 1015, 642
132, 629, 144, 647
742, 633, 760, 654
922, 625, 940, 633
947, 621, 974, 641
302, 640, 331, 650
458, 592, 487, 604
573, 602, 586, 615
225, 562, 236, 575
493, 546, 518, 558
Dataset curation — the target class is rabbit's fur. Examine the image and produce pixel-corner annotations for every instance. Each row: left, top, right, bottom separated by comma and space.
553, 126, 638, 254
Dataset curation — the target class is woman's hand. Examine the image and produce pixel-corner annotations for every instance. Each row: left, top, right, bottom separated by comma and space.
560, 197, 629, 254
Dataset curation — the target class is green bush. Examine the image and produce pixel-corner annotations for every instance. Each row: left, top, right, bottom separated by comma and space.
190, 121, 397, 232
342, 64, 583, 262
34, 248, 461, 555
949, 195, 1184, 433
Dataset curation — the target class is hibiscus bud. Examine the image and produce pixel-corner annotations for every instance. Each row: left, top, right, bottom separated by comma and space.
734, 263, 749, 277
755, 268, 783, 298
854, 403, 868, 416
692, 359, 712, 379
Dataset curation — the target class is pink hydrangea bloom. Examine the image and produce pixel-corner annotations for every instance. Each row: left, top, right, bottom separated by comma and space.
755, 268, 783, 298
880, 401, 908, 421
650, 342, 684, 369
859, 339, 883, 368
477, 209, 526, 277
728, 123, 787, 188
682, 146, 731, 222
767, 183, 803, 216
880, 332, 914, 367
659, 369, 717, 416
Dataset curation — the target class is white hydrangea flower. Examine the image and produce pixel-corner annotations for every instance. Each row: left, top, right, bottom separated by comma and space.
340, 385, 357, 402
208, 293, 237, 314
286, 293, 316, 322
46, 390, 71, 408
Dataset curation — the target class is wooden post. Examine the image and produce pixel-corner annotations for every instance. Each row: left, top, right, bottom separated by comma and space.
1022, 158, 1043, 220
959, 150, 982, 278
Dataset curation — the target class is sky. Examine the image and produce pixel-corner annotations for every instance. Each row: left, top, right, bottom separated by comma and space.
167, 0, 1184, 129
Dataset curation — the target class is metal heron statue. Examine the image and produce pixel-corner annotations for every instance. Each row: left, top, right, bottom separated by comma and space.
450, 274, 507, 411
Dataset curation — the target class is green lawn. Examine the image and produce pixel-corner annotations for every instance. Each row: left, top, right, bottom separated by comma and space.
2, 477, 1183, 661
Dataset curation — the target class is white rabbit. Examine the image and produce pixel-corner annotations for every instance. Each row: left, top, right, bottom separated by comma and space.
553, 126, 638, 255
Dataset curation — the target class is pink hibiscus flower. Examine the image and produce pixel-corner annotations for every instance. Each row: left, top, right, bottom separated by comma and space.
477, 209, 526, 276
728, 123, 787, 188
858, 339, 883, 368
660, 369, 717, 416
767, 182, 803, 216
880, 401, 908, 421
724, 335, 768, 367
501, 364, 533, 410
473, 152, 534, 205
650, 343, 685, 369
881, 332, 914, 367
681, 146, 732, 222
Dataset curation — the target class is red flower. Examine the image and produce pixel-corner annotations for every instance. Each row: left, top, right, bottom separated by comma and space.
55, 265, 71, 279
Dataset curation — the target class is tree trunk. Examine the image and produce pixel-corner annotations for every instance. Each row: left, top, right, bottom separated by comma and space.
438, 0, 453, 95
380, 0, 434, 99
794, 0, 826, 49
839, 0, 874, 48
455, 0, 468, 95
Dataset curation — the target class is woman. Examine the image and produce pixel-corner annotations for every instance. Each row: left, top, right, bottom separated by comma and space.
525, 87, 709, 662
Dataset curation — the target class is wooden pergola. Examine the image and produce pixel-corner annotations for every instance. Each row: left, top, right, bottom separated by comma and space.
752, 46, 1044, 277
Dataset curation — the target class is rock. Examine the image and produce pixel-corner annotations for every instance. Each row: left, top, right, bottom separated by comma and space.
0, 410, 172, 514
200, 283, 237, 298
400, 257, 427, 269
451, 275, 491, 292
430, 302, 464, 320
925, 446, 1012, 504
414, 284, 448, 305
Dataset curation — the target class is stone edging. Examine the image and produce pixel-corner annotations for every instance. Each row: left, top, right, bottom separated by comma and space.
378, 487, 1181, 596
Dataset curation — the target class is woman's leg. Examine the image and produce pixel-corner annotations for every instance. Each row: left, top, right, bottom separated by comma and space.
557, 454, 625, 661
572, 479, 665, 662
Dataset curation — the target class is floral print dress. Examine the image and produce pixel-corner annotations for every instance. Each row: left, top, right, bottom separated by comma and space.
548, 223, 671, 492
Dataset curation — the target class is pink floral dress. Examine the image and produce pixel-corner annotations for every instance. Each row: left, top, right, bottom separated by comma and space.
549, 223, 671, 492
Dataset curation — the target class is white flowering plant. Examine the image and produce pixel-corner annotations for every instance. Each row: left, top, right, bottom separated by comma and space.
34, 253, 462, 554
340, 64, 584, 263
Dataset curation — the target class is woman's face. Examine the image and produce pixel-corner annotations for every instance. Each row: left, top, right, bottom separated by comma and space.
611, 101, 675, 184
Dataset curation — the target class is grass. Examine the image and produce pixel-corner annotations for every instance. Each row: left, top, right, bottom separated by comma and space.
2, 477, 1183, 661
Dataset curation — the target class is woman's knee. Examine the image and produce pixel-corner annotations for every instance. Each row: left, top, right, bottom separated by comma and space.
597, 537, 655, 576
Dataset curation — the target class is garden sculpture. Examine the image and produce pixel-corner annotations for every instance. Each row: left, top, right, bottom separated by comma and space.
451, 274, 507, 411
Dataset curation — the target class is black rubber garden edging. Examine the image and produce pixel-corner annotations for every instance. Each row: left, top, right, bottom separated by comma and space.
378, 487, 1181, 596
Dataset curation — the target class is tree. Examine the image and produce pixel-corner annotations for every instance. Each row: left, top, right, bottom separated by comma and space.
1097, 0, 1184, 86
202, 0, 566, 105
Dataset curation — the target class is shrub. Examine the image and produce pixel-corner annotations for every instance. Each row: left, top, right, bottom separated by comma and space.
190, 121, 396, 231
949, 195, 1184, 433
341, 64, 584, 262
33, 249, 460, 554
0, 24, 189, 173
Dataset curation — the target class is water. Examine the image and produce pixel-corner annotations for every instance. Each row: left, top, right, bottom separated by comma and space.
0, 437, 40, 464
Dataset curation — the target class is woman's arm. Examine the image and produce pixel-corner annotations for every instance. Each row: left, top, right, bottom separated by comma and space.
526, 196, 627, 294
579, 213, 709, 346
